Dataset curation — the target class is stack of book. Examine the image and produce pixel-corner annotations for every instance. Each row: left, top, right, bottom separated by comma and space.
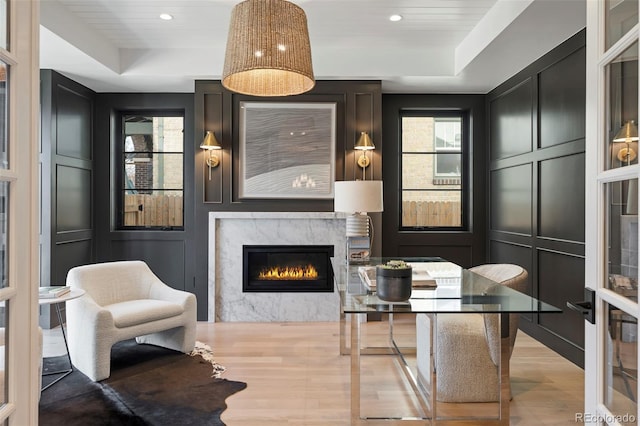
411, 270, 438, 288
347, 236, 371, 263
357, 266, 377, 290
39, 286, 71, 299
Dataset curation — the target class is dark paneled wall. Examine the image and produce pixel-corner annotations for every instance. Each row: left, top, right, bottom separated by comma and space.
487, 30, 586, 366
381, 95, 487, 268
194, 80, 382, 207
48, 81, 382, 322
47, 38, 585, 348
194, 81, 382, 319
93, 94, 198, 315
40, 70, 95, 328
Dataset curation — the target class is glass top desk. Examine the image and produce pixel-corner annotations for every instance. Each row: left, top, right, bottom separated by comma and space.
332, 257, 562, 425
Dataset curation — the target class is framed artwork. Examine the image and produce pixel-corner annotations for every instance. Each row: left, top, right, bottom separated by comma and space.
239, 101, 336, 199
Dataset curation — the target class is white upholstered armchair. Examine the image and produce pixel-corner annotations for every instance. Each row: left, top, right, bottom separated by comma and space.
66, 260, 196, 381
416, 263, 528, 402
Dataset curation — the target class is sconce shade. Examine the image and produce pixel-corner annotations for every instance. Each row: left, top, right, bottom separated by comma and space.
355, 132, 375, 150
613, 121, 639, 163
334, 181, 384, 213
200, 131, 222, 150
222, 0, 315, 97
613, 120, 639, 142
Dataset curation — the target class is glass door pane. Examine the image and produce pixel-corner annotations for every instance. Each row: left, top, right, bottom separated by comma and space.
607, 179, 639, 298
0, 61, 6, 170
0, 302, 6, 406
606, 0, 639, 50
0, 0, 5, 50
608, 41, 639, 171
0, 182, 7, 289
0, 0, 6, 50
606, 300, 638, 424
605, 179, 639, 423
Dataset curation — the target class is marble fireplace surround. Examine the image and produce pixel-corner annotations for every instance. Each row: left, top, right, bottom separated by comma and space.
208, 212, 346, 322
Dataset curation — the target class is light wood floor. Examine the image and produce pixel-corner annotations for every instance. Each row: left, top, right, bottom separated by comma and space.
195, 317, 584, 426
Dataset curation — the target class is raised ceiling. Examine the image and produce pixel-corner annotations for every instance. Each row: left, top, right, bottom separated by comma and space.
39, 0, 585, 93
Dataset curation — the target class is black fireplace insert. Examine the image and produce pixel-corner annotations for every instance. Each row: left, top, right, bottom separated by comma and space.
243, 245, 334, 292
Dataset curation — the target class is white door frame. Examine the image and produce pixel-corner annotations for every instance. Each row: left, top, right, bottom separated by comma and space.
585, 1, 640, 425
0, 0, 41, 424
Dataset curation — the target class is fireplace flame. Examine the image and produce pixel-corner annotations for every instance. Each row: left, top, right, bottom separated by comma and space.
258, 264, 319, 280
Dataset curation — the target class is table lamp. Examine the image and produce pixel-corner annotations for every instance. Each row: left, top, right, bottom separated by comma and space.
334, 180, 384, 262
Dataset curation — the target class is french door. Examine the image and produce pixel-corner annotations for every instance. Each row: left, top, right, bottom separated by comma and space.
586, 1, 640, 425
0, 0, 40, 425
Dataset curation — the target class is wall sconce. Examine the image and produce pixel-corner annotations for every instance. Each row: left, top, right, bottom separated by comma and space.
613, 120, 638, 166
354, 132, 375, 179
200, 131, 222, 180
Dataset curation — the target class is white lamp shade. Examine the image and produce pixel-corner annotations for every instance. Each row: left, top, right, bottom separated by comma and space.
334, 181, 384, 213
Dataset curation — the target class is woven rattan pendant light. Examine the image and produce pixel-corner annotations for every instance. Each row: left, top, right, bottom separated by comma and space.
222, 0, 315, 97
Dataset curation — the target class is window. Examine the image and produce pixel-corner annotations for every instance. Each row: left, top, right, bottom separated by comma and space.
400, 112, 464, 228
434, 118, 462, 179
119, 113, 184, 229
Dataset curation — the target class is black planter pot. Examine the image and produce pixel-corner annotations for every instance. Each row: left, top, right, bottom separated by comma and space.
376, 266, 412, 302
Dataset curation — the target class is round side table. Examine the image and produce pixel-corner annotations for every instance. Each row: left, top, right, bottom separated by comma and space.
39, 288, 85, 391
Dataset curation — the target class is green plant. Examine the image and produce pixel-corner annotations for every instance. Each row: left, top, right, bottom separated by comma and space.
378, 260, 411, 269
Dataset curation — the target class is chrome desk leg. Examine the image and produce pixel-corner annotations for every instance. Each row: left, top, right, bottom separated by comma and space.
351, 312, 362, 424
499, 313, 509, 426
350, 311, 508, 425
388, 313, 431, 421
430, 314, 437, 424
340, 310, 348, 355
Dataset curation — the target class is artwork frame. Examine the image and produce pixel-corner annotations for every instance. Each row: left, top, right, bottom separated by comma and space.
238, 101, 337, 199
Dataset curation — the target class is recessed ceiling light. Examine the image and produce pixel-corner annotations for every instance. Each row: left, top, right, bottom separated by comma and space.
389, 14, 403, 22
159, 13, 173, 21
